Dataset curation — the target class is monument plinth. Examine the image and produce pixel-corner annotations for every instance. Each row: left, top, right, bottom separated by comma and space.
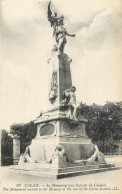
10, 2, 116, 178
33, 49, 93, 164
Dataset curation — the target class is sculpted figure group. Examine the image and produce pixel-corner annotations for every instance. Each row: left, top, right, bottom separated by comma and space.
47, 1, 75, 53
18, 144, 106, 165
61, 86, 78, 120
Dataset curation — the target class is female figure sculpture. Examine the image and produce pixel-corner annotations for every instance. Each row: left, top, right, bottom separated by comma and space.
61, 86, 78, 120
47, 1, 75, 53
55, 17, 75, 52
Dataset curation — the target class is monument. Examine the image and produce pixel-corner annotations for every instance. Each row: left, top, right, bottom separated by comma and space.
31, 1, 94, 163
10, 1, 116, 178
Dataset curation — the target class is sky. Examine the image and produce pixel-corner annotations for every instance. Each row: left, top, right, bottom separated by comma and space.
0, 0, 122, 130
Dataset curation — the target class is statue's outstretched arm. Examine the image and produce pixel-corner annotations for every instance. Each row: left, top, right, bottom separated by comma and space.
66, 31, 75, 37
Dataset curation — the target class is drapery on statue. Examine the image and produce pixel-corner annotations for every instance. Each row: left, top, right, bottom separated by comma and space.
18, 146, 35, 164
47, 145, 73, 164
87, 145, 106, 163
47, 1, 75, 53
61, 86, 78, 120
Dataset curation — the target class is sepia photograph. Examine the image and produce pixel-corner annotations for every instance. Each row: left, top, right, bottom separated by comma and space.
0, 0, 122, 194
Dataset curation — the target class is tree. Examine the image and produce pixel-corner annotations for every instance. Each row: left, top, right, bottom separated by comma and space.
78, 101, 122, 142
10, 121, 37, 143
10, 101, 122, 147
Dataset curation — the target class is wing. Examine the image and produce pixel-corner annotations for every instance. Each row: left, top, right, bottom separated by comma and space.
47, 1, 52, 22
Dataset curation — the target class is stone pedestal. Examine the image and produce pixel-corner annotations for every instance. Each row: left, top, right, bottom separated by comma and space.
13, 135, 20, 165
32, 111, 94, 165
10, 51, 117, 179
9, 51, 116, 179
48, 52, 72, 108
31, 52, 94, 169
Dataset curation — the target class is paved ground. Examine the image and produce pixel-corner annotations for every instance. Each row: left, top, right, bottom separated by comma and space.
0, 156, 122, 194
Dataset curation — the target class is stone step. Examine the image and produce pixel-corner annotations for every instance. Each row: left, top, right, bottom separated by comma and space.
9, 163, 113, 173
8, 164, 120, 179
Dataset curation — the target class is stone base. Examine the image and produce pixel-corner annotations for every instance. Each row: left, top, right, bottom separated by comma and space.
29, 137, 94, 162
9, 162, 118, 179
33, 109, 91, 163
35, 108, 88, 124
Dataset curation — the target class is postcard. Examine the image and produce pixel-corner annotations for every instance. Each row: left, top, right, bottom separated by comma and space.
0, 0, 122, 194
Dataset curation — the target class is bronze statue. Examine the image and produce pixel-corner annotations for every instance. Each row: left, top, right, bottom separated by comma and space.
47, 1, 75, 53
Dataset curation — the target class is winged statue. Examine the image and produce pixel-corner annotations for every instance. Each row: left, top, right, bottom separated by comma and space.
47, 1, 75, 53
